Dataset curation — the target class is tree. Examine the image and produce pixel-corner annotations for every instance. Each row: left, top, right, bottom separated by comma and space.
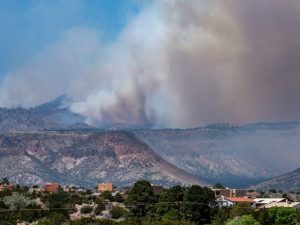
114, 193, 124, 203
110, 206, 127, 219
3, 192, 34, 210
94, 198, 106, 215
226, 215, 261, 225
101, 191, 113, 201
80, 206, 93, 214
183, 185, 215, 224
1, 177, 10, 185
212, 207, 231, 225
156, 185, 184, 219
213, 183, 225, 189
230, 203, 254, 218
268, 207, 297, 225
126, 180, 156, 217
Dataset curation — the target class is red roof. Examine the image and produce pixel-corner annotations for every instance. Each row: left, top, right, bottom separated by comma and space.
224, 197, 254, 203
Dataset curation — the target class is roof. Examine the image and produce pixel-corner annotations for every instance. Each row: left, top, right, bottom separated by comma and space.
254, 198, 286, 204
224, 197, 254, 203
262, 202, 300, 209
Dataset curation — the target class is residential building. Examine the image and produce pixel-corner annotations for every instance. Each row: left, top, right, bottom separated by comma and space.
29, 187, 43, 193
98, 183, 113, 192
262, 201, 300, 209
246, 191, 261, 199
217, 196, 256, 208
0, 184, 14, 192
44, 182, 60, 193
254, 198, 286, 208
212, 188, 246, 198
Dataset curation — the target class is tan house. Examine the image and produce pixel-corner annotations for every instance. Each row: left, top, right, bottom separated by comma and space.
246, 191, 261, 199
98, 183, 113, 192
262, 201, 300, 209
212, 188, 246, 198
254, 198, 286, 208
0, 184, 14, 192
44, 182, 60, 193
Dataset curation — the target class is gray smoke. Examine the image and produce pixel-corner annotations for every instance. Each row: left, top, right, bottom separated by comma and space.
1, 0, 300, 128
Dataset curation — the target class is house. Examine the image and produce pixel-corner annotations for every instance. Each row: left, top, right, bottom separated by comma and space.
246, 191, 261, 199
217, 196, 256, 208
254, 198, 286, 208
0, 184, 14, 192
44, 182, 60, 193
29, 187, 43, 193
212, 188, 246, 198
98, 183, 113, 192
262, 201, 300, 209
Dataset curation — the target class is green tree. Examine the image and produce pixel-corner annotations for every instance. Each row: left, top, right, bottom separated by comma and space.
230, 203, 254, 218
110, 206, 127, 219
126, 180, 156, 217
101, 191, 113, 201
94, 198, 106, 216
268, 207, 297, 225
183, 185, 215, 224
114, 193, 124, 203
213, 183, 225, 189
1, 177, 10, 185
156, 185, 184, 219
226, 215, 261, 225
80, 206, 93, 214
3, 192, 34, 210
212, 207, 231, 225
45, 190, 73, 216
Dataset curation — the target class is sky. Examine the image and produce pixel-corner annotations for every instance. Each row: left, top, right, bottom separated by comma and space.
0, 0, 145, 79
1, 0, 300, 128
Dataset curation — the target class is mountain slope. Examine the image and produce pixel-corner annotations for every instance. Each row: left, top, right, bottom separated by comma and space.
0, 131, 206, 187
135, 123, 300, 187
250, 168, 300, 191
0, 95, 88, 131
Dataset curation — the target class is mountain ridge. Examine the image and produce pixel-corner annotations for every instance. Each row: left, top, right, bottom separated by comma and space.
0, 130, 206, 187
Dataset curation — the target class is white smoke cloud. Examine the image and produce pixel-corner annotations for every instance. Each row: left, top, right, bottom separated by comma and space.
1, 0, 300, 128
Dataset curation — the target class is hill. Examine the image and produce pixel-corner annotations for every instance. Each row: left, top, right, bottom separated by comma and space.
135, 123, 300, 187
250, 167, 300, 191
0, 95, 88, 131
0, 131, 205, 187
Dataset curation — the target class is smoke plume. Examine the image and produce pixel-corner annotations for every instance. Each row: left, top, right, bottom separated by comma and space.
1, 0, 300, 128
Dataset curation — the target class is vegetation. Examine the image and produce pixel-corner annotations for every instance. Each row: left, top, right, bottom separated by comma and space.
101, 191, 113, 201
3, 192, 34, 210
80, 206, 94, 214
110, 206, 127, 219
226, 215, 261, 225
1, 179, 300, 225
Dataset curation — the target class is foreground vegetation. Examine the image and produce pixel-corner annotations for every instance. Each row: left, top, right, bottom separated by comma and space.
1, 179, 300, 224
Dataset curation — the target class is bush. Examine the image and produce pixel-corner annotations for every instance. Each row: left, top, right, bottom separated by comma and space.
114, 193, 124, 203
101, 191, 113, 201
3, 192, 34, 210
80, 206, 94, 214
95, 204, 105, 215
268, 207, 297, 225
226, 215, 261, 225
110, 206, 127, 219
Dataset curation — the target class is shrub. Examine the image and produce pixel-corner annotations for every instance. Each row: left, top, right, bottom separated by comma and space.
110, 206, 127, 219
80, 206, 94, 214
114, 193, 124, 203
3, 192, 34, 210
95, 204, 106, 215
226, 215, 261, 225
